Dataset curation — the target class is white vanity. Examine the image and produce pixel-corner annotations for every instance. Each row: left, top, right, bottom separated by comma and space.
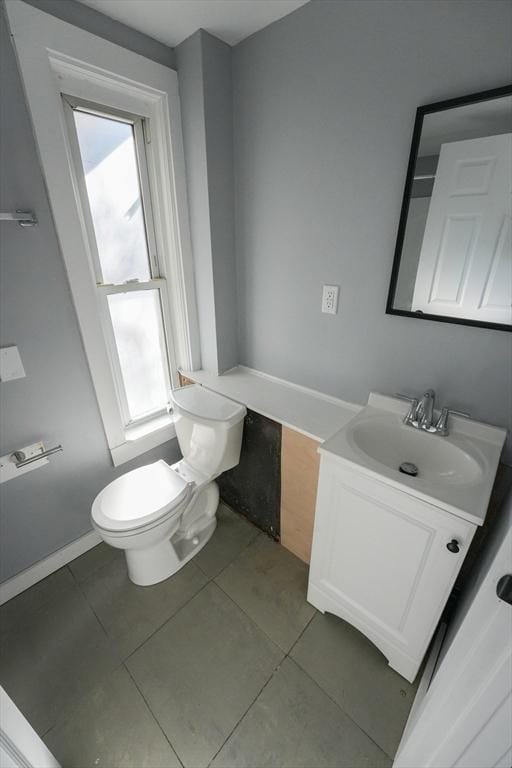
308, 393, 506, 682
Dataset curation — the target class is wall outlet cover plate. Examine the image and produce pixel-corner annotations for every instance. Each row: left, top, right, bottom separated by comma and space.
322, 285, 339, 315
0, 346, 26, 382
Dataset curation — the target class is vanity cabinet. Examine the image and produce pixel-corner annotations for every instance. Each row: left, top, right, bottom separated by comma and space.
308, 457, 476, 682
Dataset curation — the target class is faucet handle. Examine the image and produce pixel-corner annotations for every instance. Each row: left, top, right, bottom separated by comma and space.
435, 407, 470, 436
448, 408, 470, 418
395, 394, 419, 425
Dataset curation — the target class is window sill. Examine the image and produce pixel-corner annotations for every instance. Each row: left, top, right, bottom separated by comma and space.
110, 413, 176, 467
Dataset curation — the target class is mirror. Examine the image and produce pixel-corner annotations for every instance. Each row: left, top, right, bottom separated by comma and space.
387, 86, 512, 331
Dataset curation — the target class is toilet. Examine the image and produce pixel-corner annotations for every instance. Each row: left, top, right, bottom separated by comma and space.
91, 385, 246, 586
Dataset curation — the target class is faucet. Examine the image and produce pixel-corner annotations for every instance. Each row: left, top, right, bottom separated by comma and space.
396, 389, 470, 436
416, 389, 436, 432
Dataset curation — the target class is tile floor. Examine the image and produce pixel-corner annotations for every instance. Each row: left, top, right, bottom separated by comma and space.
0, 504, 418, 768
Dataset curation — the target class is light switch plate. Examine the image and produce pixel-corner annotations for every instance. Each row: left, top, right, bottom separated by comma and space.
322, 285, 339, 315
0, 346, 26, 382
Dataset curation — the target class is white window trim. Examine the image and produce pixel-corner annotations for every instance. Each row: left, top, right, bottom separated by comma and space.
6, 1, 200, 465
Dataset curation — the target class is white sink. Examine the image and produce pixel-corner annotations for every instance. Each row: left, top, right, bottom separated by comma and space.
348, 413, 484, 485
320, 393, 506, 525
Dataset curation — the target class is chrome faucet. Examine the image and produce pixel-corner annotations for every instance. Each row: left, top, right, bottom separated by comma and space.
396, 389, 470, 436
416, 388, 436, 432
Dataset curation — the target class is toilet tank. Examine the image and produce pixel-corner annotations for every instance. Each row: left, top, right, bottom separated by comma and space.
170, 385, 246, 479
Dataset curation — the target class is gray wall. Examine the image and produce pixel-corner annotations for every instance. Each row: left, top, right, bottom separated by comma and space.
202, 32, 237, 373
233, 0, 512, 462
394, 197, 430, 310
0, 10, 180, 582
23, 0, 176, 69
177, 32, 219, 372
177, 31, 237, 373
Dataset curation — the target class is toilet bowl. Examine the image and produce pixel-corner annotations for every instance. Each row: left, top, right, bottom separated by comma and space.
91, 386, 246, 586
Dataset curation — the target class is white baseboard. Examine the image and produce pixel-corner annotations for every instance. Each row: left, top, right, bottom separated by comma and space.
0, 530, 102, 606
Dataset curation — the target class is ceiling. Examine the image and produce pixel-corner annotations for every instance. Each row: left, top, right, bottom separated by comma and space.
77, 0, 309, 47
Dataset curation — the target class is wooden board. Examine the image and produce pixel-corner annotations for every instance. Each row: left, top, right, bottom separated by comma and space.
281, 427, 320, 563
178, 372, 195, 386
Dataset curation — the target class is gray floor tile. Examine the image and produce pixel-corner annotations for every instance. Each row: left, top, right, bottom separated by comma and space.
215, 535, 316, 652
81, 555, 208, 658
194, 504, 259, 578
212, 657, 391, 768
0, 576, 120, 735
291, 613, 418, 757
68, 541, 121, 583
0, 567, 76, 638
127, 582, 283, 768
44, 666, 180, 768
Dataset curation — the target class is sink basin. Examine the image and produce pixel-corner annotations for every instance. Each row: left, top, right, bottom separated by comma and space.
319, 392, 506, 525
348, 413, 483, 486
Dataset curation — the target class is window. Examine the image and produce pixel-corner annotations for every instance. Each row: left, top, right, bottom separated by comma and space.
7, 0, 200, 465
65, 99, 173, 427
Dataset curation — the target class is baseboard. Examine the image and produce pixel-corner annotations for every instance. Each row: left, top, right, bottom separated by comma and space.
0, 530, 102, 606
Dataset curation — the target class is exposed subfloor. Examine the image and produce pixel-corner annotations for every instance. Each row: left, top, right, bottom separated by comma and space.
0, 504, 418, 767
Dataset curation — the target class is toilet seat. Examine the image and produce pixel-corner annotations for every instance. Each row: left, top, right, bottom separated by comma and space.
92, 460, 193, 534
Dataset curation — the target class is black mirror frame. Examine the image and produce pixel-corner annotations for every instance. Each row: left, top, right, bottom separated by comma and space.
386, 84, 512, 332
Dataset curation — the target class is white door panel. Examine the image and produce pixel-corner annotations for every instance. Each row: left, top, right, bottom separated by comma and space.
0, 688, 60, 768
412, 133, 512, 324
394, 503, 512, 768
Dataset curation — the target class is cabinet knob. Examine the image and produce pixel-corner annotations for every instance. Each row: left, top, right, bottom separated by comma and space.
446, 539, 460, 554
496, 575, 512, 605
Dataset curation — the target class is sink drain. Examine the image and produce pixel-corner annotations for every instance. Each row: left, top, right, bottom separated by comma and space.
399, 462, 418, 477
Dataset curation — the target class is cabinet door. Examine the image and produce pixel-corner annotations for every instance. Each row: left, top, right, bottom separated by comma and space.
308, 460, 475, 677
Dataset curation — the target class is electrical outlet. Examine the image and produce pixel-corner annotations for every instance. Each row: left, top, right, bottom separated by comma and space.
322, 285, 339, 315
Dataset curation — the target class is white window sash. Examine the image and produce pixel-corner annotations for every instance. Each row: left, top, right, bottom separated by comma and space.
6, 0, 200, 465
97, 281, 174, 427
62, 96, 162, 283
63, 97, 174, 428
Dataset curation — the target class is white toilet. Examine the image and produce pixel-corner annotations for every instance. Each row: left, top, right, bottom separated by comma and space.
91, 385, 246, 586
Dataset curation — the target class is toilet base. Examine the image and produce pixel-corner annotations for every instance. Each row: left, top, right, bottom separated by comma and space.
125, 517, 216, 586
124, 480, 220, 587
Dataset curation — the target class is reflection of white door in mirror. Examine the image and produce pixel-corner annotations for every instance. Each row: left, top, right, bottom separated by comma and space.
412, 133, 511, 324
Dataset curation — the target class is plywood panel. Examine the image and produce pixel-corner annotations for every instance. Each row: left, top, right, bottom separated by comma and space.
178, 373, 195, 386
281, 427, 320, 563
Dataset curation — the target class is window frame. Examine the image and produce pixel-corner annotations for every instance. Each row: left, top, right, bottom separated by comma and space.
6, 0, 200, 465
62, 96, 175, 428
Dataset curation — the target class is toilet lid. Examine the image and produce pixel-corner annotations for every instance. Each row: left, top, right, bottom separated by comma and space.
91, 460, 192, 533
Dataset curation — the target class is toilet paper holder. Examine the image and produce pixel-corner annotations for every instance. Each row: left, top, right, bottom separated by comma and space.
11, 444, 63, 468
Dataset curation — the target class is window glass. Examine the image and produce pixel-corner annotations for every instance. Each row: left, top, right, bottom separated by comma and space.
108, 290, 169, 420
73, 110, 151, 284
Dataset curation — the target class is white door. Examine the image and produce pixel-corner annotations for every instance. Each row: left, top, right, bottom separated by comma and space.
412, 133, 512, 324
0, 688, 60, 768
394, 506, 512, 768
